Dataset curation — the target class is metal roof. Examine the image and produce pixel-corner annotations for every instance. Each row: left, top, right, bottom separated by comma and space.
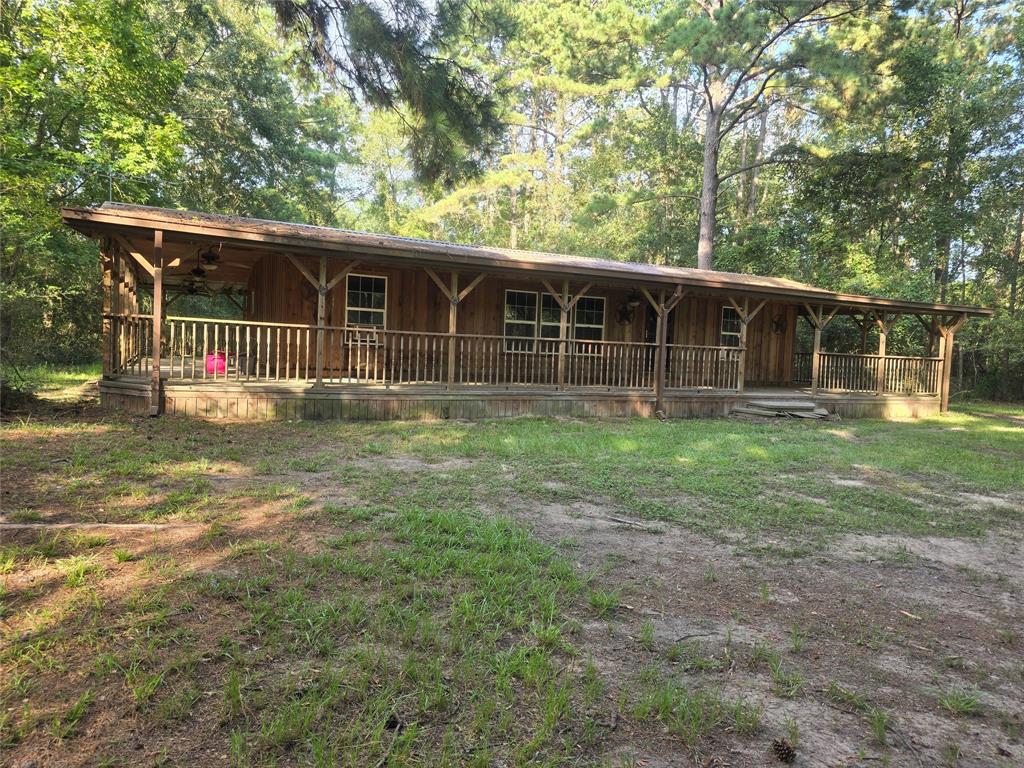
62, 203, 992, 316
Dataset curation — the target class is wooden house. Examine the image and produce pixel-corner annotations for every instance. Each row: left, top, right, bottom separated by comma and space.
62, 203, 992, 420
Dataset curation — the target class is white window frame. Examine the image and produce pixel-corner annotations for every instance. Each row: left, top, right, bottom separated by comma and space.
503, 290, 606, 355
504, 289, 538, 352
539, 293, 562, 341
720, 305, 741, 348
570, 295, 605, 355
345, 273, 387, 344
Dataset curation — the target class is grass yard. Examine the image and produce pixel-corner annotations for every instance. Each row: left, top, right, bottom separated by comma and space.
1, 383, 1022, 766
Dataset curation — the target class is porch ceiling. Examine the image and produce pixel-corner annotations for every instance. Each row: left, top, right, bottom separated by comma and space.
63, 203, 993, 317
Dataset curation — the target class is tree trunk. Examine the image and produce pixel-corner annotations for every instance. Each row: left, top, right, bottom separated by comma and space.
697, 106, 723, 271
509, 186, 518, 249
747, 106, 768, 220
738, 124, 748, 212
1009, 204, 1023, 318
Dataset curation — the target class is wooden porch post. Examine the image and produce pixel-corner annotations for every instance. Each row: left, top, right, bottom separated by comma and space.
640, 285, 685, 414
285, 254, 359, 388
937, 313, 967, 414
737, 299, 749, 392
448, 272, 458, 389
728, 297, 767, 394
936, 332, 947, 408
810, 318, 822, 396
316, 256, 326, 387
542, 279, 592, 391
803, 304, 838, 397
557, 280, 569, 389
149, 230, 164, 416
875, 312, 888, 396
101, 239, 113, 378
425, 268, 486, 389
654, 289, 667, 413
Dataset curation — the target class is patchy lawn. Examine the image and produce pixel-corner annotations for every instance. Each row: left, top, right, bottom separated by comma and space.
1, 392, 1022, 767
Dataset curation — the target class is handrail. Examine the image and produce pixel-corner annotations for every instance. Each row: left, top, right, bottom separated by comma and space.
818, 351, 941, 362
166, 315, 316, 330
667, 343, 745, 351
108, 314, 746, 353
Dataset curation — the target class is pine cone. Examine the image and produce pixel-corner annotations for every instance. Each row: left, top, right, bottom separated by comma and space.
772, 737, 796, 764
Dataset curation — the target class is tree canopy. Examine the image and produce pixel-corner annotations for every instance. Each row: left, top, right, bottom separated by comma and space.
2, 0, 1022, 398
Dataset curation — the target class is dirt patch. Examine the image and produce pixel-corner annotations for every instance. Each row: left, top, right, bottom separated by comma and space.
828, 475, 868, 488
957, 491, 1023, 511
836, 532, 1024, 587
496, 491, 1024, 767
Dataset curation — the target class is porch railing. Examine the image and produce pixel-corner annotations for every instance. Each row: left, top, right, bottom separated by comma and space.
666, 345, 742, 390
108, 314, 942, 397
163, 316, 316, 381
792, 351, 942, 396
108, 314, 670, 390
109, 314, 154, 377
792, 351, 812, 384
819, 352, 879, 393
884, 356, 942, 395
566, 339, 658, 389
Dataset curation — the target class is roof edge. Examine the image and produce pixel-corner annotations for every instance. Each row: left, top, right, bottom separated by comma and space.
60, 204, 995, 317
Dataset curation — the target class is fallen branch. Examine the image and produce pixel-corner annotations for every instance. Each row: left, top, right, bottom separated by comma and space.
603, 515, 658, 532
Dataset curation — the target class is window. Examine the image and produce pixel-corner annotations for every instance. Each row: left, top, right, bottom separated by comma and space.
573, 296, 605, 342
540, 294, 562, 339
346, 275, 386, 328
720, 305, 741, 347
504, 290, 537, 351
503, 290, 605, 352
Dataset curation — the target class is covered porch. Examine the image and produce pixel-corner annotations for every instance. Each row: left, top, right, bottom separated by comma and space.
64, 203, 990, 421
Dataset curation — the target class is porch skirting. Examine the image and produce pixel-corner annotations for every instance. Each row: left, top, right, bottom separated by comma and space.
99, 378, 940, 421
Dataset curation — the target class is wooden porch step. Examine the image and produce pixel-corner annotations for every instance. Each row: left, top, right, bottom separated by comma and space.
733, 406, 786, 417
746, 399, 818, 411
734, 399, 833, 419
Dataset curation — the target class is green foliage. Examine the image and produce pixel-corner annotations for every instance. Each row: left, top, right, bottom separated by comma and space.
0, 0, 356, 371
273, 0, 506, 185
3, 1, 1022, 392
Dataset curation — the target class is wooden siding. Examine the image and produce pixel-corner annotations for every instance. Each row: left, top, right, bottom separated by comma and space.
247, 256, 796, 385
670, 297, 795, 386
248, 253, 644, 341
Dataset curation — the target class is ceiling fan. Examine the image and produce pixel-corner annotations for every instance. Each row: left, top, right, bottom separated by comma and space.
205, 243, 250, 269
187, 243, 249, 278
199, 245, 221, 271
189, 246, 211, 279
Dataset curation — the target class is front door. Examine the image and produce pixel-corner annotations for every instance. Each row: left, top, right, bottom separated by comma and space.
644, 304, 674, 345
